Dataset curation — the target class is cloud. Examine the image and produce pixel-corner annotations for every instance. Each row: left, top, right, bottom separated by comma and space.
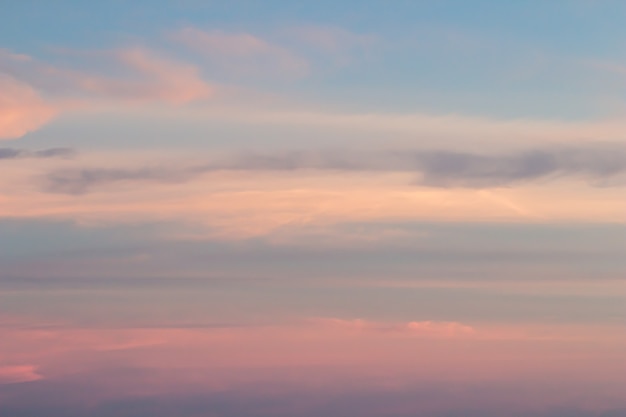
0, 47, 213, 105
283, 26, 378, 67
0, 74, 59, 140
312, 318, 475, 337
76, 48, 214, 104
172, 27, 309, 77
40, 146, 626, 194
42, 165, 205, 195
40, 150, 382, 194
413, 147, 626, 187
0, 47, 213, 139
285, 26, 377, 54
0, 365, 43, 384
0, 147, 75, 160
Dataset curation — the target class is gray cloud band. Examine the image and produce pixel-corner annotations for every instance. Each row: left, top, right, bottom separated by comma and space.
42, 146, 626, 194
0, 148, 75, 160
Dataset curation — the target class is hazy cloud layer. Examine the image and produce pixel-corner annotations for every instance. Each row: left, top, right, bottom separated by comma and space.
41, 146, 626, 194
1, 375, 625, 417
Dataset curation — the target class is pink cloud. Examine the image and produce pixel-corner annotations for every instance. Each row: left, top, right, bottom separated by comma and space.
0, 47, 214, 138
172, 27, 309, 77
2, 47, 214, 104
0, 74, 58, 140
73, 47, 214, 104
0, 365, 43, 384
406, 320, 475, 336
1, 313, 625, 405
311, 317, 476, 337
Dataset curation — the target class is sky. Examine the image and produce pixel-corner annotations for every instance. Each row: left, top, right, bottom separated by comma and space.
1, 1, 626, 416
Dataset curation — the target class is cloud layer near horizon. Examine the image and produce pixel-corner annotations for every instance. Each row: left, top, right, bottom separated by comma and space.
1, 311, 625, 417
37, 145, 626, 194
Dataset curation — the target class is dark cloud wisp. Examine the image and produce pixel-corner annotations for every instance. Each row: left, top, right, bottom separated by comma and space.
0, 147, 75, 160
41, 146, 626, 194
413, 147, 626, 187
43, 165, 204, 195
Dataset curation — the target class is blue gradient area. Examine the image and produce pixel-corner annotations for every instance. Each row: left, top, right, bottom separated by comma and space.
5, 0, 626, 54
3, 1, 626, 119
2, 2, 626, 416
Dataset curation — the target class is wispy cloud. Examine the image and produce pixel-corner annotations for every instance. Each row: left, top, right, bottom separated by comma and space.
172, 27, 309, 77
42, 165, 203, 195
40, 145, 626, 194
0, 147, 74, 160
285, 26, 377, 53
412, 147, 626, 187
74, 47, 215, 104
0, 365, 43, 384
283, 25, 378, 67
0, 74, 59, 140
311, 318, 475, 337
0, 46, 214, 138
8, 47, 213, 104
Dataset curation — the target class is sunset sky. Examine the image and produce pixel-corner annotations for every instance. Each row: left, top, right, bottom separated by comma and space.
1, 1, 626, 416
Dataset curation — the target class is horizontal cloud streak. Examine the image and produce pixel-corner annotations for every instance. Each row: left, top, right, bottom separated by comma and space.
43, 165, 206, 195
41, 145, 626, 194
414, 147, 626, 187
311, 318, 475, 336
0, 365, 43, 384
0, 147, 75, 160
